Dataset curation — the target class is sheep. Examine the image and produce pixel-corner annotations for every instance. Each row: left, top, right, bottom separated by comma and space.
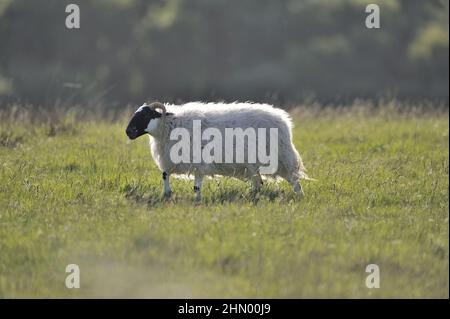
125, 101, 311, 200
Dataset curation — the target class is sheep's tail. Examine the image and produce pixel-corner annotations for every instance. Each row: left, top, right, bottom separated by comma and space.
299, 171, 317, 181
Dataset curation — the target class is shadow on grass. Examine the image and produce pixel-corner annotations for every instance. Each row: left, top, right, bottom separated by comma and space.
122, 180, 302, 208
0, 131, 24, 148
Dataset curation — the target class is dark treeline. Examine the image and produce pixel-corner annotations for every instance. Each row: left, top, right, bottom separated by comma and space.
0, 0, 448, 108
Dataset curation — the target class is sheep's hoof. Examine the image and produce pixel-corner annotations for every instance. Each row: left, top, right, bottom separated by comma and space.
251, 186, 262, 193
250, 193, 260, 205
249, 189, 260, 201
163, 191, 172, 199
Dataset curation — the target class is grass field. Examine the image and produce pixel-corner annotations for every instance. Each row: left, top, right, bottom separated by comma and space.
0, 103, 448, 298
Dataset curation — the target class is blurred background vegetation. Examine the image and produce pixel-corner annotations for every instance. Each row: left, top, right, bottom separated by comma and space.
0, 0, 448, 108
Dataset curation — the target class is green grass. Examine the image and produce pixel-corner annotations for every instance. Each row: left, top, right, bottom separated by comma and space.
0, 104, 448, 298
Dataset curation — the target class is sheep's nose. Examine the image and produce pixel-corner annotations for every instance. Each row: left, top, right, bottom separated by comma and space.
126, 127, 134, 137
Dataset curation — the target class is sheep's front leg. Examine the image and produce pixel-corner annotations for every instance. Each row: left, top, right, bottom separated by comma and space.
193, 175, 203, 201
162, 171, 172, 197
251, 174, 263, 192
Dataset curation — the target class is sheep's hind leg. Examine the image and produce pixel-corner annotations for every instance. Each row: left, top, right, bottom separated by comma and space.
193, 175, 203, 201
162, 171, 172, 198
288, 178, 305, 198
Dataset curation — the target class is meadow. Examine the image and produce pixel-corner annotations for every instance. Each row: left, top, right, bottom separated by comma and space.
0, 102, 448, 298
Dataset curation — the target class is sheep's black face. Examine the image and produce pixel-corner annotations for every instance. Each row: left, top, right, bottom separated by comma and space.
126, 106, 162, 140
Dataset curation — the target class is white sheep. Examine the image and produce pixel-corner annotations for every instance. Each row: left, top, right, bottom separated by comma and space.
126, 101, 311, 200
